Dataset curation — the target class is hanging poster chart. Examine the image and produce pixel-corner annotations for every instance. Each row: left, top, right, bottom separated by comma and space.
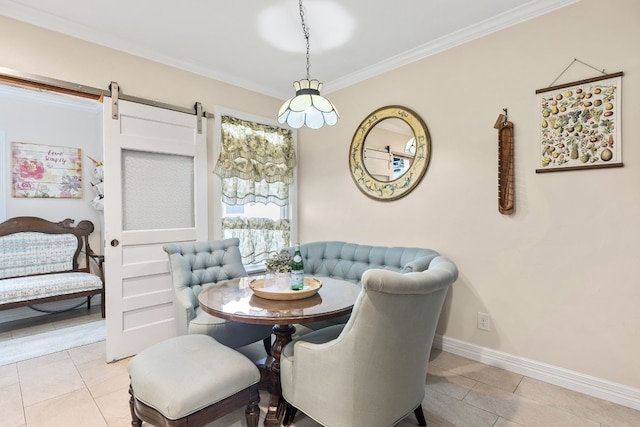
535, 72, 622, 172
12, 142, 83, 198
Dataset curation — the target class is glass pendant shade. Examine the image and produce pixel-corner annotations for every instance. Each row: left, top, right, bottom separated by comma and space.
278, 79, 339, 129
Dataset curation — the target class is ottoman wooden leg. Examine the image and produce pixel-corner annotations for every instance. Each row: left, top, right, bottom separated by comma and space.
245, 385, 260, 427
128, 384, 142, 427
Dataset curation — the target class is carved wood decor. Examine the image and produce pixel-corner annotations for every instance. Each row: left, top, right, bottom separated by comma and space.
495, 114, 514, 215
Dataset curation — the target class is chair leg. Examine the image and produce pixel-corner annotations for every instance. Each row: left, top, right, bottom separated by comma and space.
414, 404, 427, 426
128, 384, 142, 427
282, 401, 298, 426
245, 385, 260, 427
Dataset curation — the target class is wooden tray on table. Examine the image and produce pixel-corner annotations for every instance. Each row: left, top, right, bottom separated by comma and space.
249, 277, 322, 301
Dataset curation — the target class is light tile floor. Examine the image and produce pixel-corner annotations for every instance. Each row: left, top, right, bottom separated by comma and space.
1, 309, 639, 427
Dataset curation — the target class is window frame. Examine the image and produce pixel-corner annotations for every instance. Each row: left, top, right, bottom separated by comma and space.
212, 106, 298, 270
0, 130, 5, 222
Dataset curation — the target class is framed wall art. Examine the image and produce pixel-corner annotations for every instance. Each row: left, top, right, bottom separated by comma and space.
535, 72, 623, 173
12, 142, 83, 198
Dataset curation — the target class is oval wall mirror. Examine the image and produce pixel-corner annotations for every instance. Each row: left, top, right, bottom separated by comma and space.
349, 105, 431, 200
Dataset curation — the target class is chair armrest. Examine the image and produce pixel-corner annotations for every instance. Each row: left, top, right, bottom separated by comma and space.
173, 287, 197, 335
86, 250, 105, 285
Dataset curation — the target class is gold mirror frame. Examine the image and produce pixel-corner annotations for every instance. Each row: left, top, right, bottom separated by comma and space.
349, 105, 431, 201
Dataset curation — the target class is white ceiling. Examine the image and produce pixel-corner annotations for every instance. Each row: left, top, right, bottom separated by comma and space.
0, 0, 578, 99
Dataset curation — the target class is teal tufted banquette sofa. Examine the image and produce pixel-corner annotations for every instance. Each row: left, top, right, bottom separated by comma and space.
287, 241, 441, 284
286, 241, 446, 329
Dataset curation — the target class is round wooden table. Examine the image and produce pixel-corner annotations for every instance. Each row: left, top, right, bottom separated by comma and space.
198, 276, 361, 427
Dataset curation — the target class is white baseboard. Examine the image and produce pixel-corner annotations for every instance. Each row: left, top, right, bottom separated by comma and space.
433, 335, 640, 411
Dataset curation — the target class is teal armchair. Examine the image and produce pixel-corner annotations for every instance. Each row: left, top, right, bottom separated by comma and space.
280, 256, 458, 427
163, 238, 272, 350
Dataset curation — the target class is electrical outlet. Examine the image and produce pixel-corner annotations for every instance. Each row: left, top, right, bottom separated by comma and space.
478, 312, 490, 331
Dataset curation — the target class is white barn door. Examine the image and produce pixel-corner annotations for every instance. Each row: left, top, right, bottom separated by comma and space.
103, 98, 208, 362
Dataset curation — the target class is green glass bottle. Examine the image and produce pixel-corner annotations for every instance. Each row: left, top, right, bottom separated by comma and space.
290, 243, 304, 290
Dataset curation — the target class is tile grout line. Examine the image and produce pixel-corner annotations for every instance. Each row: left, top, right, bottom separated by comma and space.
73, 347, 113, 427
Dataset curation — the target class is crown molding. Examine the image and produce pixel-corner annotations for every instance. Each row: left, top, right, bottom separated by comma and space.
0, 0, 580, 100
324, 0, 580, 94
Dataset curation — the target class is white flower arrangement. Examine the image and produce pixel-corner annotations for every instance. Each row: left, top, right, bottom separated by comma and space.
87, 156, 104, 211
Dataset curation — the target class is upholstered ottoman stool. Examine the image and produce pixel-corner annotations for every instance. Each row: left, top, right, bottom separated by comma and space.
128, 334, 261, 427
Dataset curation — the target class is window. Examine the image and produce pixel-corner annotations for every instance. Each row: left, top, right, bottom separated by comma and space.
213, 109, 297, 270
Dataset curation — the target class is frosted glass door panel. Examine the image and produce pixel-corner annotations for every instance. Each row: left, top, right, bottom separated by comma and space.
122, 149, 194, 230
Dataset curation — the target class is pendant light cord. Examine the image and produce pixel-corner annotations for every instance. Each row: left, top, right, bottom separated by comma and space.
299, 0, 311, 80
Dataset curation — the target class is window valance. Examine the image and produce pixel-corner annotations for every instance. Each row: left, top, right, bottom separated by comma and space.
214, 115, 296, 184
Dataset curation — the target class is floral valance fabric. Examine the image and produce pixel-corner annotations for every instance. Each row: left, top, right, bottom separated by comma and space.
220, 177, 290, 206
222, 217, 291, 264
214, 116, 296, 206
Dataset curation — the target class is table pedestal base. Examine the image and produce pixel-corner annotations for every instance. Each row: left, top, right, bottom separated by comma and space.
264, 324, 295, 427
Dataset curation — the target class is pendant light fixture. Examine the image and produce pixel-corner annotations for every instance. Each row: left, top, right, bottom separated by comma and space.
277, 0, 339, 129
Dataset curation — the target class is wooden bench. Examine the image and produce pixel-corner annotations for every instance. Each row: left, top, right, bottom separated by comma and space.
0, 216, 105, 317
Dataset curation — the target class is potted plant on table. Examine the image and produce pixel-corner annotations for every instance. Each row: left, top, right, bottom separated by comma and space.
265, 251, 292, 288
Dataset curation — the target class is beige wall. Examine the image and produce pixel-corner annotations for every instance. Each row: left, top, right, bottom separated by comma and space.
1, 0, 637, 391
299, 0, 639, 388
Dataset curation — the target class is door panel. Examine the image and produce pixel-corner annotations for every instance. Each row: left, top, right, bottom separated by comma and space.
103, 98, 207, 362
121, 150, 195, 230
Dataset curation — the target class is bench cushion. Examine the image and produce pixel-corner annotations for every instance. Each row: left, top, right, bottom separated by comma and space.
127, 335, 261, 420
0, 272, 102, 305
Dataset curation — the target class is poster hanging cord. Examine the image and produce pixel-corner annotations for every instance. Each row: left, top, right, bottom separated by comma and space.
548, 58, 607, 87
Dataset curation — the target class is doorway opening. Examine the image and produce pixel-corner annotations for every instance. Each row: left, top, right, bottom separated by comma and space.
0, 81, 104, 343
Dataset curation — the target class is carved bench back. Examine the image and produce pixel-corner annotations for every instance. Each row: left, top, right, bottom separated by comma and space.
0, 217, 95, 280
